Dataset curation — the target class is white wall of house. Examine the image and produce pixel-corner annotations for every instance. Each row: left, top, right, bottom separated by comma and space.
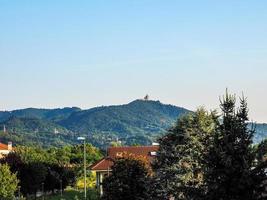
0, 150, 10, 154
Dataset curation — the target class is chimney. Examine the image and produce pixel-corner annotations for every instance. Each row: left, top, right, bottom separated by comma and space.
8, 142, 12, 151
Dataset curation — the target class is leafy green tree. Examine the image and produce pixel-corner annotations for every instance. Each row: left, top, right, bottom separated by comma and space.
204, 92, 267, 200
20, 162, 47, 197
102, 154, 151, 200
1, 144, 100, 197
1, 146, 75, 197
151, 108, 217, 200
69, 144, 102, 165
15, 146, 50, 164
0, 152, 24, 173
110, 141, 122, 147
44, 163, 75, 193
0, 164, 19, 200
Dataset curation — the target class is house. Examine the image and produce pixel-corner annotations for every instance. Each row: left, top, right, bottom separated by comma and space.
90, 144, 159, 195
0, 142, 13, 159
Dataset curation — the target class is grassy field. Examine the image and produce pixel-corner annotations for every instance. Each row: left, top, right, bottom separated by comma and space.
36, 189, 99, 200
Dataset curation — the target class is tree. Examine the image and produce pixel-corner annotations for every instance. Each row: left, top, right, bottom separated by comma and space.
204, 92, 267, 200
20, 162, 47, 197
0, 152, 24, 174
0, 164, 19, 200
151, 108, 217, 200
1, 144, 100, 197
102, 154, 151, 200
256, 139, 267, 163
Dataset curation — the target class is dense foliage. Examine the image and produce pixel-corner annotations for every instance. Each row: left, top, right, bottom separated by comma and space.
151, 108, 217, 200
0, 164, 19, 200
0, 107, 81, 122
149, 92, 267, 200
204, 93, 267, 200
102, 154, 151, 200
0, 116, 77, 148
0, 144, 103, 198
257, 139, 267, 162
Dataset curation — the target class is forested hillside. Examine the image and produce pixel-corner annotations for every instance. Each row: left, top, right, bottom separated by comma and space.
0, 100, 266, 148
59, 100, 190, 146
0, 100, 189, 148
0, 107, 81, 122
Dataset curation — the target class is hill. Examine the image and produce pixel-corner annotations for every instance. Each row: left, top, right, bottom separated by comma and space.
0, 100, 266, 148
0, 100, 190, 148
1, 116, 69, 134
59, 100, 191, 146
0, 107, 81, 123
0, 116, 77, 148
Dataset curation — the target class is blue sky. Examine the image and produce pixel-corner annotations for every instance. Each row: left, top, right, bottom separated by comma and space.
0, 1, 267, 122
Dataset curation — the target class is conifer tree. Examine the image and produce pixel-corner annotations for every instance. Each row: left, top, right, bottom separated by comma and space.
204, 91, 267, 200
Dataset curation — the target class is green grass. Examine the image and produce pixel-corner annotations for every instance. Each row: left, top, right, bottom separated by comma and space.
37, 188, 99, 200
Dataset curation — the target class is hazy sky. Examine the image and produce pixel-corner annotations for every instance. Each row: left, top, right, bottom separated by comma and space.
0, 1, 267, 122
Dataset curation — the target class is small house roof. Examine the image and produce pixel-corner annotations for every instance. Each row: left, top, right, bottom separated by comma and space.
0, 143, 9, 151
90, 145, 159, 171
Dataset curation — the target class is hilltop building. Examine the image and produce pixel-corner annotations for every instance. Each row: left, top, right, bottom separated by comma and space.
0, 142, 13, 159
90, 144, 159, 195
54, 128, 59, 134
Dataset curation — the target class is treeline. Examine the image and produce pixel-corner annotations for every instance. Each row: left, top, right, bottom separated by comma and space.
102, 92, 267, 200
0, 144, 102, 199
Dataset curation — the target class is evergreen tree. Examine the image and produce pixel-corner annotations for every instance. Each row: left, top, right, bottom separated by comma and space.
0, 164, 19, 200
204, 92, 267, 200
151, 108, 217, 200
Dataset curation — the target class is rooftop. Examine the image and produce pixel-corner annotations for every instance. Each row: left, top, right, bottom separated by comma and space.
90, 145, 159, 171
0, 143, 8, 151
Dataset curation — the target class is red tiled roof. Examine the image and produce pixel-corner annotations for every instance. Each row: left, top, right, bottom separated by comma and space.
108, 146, 159, 159
90, 145, 159, 171
0, 143, 8, 151
90, 157, 114, 171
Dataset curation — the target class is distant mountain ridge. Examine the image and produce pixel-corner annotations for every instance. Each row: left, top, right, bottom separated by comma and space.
0, 100, 190, 147
0, 107, 81, 122
0, 100, 266, 148
59, 100, 191, 146
60, 100, 189, 134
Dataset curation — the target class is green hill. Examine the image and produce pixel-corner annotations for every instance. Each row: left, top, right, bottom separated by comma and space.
0, 100, 190, 148
59, 100, 191, 146
0, 116, 69, 134
0, 107, 81, 123
0, 100, 266, 148
0, 116, 77, 148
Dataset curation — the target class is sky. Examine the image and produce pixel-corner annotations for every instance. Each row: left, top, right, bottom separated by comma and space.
0, 0, 267, 122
